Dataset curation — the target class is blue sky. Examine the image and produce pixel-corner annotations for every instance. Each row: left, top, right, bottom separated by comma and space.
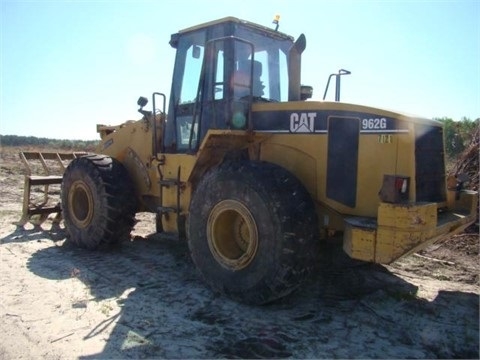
1, 0, 479, 140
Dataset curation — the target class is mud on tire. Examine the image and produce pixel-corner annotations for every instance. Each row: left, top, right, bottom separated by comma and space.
61, 154, 136, 250
188, 161, 319, 305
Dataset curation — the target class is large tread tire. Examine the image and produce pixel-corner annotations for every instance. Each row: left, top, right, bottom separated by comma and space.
188, 161, 319, 305
61, 154, 136, 250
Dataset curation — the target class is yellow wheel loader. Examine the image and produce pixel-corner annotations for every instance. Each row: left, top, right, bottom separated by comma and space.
58, 17, 477, 304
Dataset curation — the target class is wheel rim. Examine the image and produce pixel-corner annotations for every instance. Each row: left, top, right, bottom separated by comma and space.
207, 199, 258, 270
68, 180, 94, 228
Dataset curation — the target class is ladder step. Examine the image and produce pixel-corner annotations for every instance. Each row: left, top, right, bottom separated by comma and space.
159, 179, 179, 187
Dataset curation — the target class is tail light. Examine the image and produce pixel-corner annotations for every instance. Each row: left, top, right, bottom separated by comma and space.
379, 175, 410, 203
395, 177, 408, 194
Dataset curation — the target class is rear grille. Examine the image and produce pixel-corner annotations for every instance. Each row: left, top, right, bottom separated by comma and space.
415, 124, 446, 202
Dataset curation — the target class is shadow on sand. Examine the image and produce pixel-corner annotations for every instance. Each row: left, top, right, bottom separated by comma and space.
22, 232, 480, 359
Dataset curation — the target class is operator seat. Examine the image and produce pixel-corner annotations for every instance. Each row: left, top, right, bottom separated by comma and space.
236, 60, 265, 98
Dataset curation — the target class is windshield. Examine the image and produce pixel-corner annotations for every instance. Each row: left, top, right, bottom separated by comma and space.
234, 26, 291, 102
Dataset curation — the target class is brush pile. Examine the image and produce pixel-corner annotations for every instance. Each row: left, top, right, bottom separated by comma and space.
449, 124, 479, 192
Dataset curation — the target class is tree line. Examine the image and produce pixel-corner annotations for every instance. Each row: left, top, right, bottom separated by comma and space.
1, 117, 478, 158
436, 117, 479, 160
0, 134, 99, 152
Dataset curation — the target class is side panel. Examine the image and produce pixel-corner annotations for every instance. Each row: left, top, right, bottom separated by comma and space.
415, 124, 446, 202
326, 117, 359, 208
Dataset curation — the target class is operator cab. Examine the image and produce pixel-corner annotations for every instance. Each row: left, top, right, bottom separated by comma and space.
162, 17, 307, 153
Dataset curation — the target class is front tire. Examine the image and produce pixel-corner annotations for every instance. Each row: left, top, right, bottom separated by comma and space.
188, 161, 318, 304
61, 154, 136, 249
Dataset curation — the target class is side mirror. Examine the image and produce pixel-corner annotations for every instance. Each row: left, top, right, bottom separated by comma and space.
137, 96, 151, 117
137, 96, 148, 108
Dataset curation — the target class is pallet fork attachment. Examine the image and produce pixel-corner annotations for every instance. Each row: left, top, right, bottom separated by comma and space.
15, 151, 87, 226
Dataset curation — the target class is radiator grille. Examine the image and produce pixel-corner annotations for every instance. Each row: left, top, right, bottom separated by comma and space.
415, 124, 446, 202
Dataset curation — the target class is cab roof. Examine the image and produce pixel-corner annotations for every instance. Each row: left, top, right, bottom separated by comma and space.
175, 16, 294, 41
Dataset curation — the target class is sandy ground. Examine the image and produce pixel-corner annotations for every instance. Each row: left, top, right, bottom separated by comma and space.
0, 146, 478, 359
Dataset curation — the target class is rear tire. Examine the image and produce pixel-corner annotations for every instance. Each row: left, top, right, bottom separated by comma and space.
61, 154, 136, 250
188, 161, 319, 304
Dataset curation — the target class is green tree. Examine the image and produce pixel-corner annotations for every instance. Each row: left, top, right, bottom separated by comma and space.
437, 117, 479, 159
